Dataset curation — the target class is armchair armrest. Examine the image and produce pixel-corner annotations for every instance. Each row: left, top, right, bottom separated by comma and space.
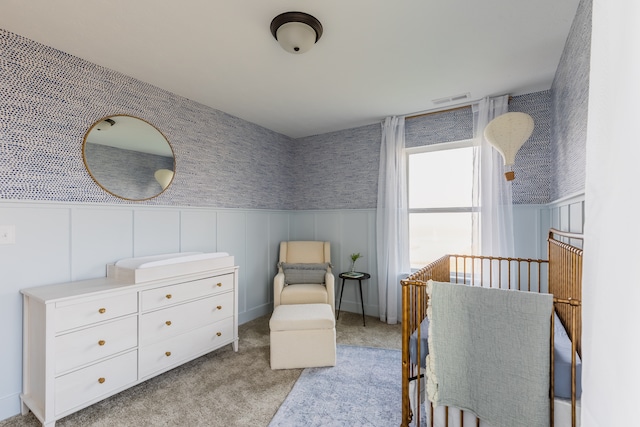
274, 270, 285, 308
325, 271, 335, 313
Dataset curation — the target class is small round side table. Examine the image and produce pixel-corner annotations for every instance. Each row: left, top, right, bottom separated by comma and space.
337, 272, 370, 326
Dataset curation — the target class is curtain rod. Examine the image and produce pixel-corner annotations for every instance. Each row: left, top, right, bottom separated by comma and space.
406, 104, 471, 120
405, 95, 513, 120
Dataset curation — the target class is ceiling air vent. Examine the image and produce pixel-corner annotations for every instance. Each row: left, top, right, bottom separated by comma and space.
432, 92, 470, 105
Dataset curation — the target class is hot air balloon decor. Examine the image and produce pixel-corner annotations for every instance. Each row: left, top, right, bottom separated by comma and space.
483, 112, 534, 181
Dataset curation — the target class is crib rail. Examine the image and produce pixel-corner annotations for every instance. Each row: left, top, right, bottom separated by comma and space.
548, 229, 583, 427
551, 297, 582, 427
548, 229, 583, 357
401, 249, 582, 426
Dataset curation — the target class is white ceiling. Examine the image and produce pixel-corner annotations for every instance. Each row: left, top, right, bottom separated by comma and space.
86, 115, 174, 157
1, 0, 581, 139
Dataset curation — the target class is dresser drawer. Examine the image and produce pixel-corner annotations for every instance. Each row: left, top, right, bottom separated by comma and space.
141, 274, 234, 311
55, 316, 138, 374
55, 292, 137, 332
139, 317, 234, 379
140, 292, 233, 346
55, 350, 137, 415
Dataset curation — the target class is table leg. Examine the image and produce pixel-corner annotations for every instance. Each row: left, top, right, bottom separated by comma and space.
358, 279, 366, 326
337, 278, 346, 320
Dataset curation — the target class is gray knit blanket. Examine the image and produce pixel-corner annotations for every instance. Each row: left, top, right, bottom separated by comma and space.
425, 280, 553, 427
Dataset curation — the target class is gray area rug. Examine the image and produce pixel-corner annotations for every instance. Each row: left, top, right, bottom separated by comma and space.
269, 345, 401, 427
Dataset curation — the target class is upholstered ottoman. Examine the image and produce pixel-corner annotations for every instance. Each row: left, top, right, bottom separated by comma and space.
269, 303, 336, 369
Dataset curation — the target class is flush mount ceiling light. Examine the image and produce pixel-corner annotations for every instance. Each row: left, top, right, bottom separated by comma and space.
270, 11, 323, 54
95, 118, 115, 131
484, 112, 534, 181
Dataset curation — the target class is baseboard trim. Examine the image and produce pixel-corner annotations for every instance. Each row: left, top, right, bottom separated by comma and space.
239, 304, 272, 325
0, 391, 22, 423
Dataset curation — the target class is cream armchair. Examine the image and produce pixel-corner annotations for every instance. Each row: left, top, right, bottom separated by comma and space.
274, 241, 335, 313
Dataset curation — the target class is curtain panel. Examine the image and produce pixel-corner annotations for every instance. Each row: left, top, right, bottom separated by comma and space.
472, 95, 515, 259
376, 116, 410, 324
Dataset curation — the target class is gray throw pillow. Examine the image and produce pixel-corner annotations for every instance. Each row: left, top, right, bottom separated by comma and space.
281, 262, 330, 284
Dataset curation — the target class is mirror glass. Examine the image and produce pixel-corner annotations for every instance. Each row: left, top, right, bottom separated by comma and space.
83, 115, 175, 200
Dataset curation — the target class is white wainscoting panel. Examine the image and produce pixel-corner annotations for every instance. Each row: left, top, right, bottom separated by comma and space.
289, 214, 316, 240
71, 207, 134, 280
313, 211, 344, 264
245, 212, 271, 311
217, 211, 248, 314
513, 204, 547, 259
133, 209, 181, 256
548, 193, 585, 247
267, 212, 290, 305
0, 204, 72, 420
180, 209, 217, 253
569, 200, 585, 234
367, 210, 380, 311
0, 202, 290, 421
549, 193, 585, 232
0, 201, 572, 421
513, 194, 584, 260
559, 204, 570, 233
338, 211, 374, 314
0, 205, 72, 287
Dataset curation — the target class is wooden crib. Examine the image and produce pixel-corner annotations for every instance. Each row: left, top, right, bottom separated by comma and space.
400, 229, 583, 427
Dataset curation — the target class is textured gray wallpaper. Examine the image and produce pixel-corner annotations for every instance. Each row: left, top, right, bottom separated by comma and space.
405, 107, 474, 148
551, 0, 591, 200
293, 91, 552, 209
1, 24, 581, 210
291, 124, 381, 210
509, 91, 552, 204
0, 29, 293, 209
291, 108, 476, 210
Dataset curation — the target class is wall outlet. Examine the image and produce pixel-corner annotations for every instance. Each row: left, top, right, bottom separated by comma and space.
0, 225, 16, 244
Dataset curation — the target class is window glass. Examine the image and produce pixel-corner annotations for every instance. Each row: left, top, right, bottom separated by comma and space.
409, 212, 476, 269
408, 141, 475, 270
408, 147, 474, 209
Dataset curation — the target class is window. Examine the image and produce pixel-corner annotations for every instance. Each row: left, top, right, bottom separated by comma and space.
407, 140, 477, 270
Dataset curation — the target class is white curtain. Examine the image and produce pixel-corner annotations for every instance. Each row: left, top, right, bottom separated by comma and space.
471, 95, 515, 258
376, 116, 410, 324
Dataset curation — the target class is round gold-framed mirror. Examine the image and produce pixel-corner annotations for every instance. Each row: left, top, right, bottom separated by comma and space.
83, 115, 175, 201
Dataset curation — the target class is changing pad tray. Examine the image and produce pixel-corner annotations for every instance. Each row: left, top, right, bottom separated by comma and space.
107, 252, 234, 283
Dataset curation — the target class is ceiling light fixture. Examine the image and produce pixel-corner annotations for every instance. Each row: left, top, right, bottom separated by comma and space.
484, 112, 534, 181
95, 118, 115, 131
270, 11, 323, 54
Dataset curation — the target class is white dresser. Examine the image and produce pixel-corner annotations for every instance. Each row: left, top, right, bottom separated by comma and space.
20, 264, 239, 427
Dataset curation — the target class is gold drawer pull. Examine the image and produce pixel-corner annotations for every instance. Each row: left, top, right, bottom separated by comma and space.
98, 377, 106, 384
216, 332, 222, 337
216, 282, 222, 287
165, 294, 172, 299
98, 308, 106, 314
216, 305, 222, 310
165, 351, 172, 357
98, 340, 106, 346
165, 321, 172, 326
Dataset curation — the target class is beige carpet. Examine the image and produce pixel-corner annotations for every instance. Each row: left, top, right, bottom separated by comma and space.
2, 311, 401, 427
